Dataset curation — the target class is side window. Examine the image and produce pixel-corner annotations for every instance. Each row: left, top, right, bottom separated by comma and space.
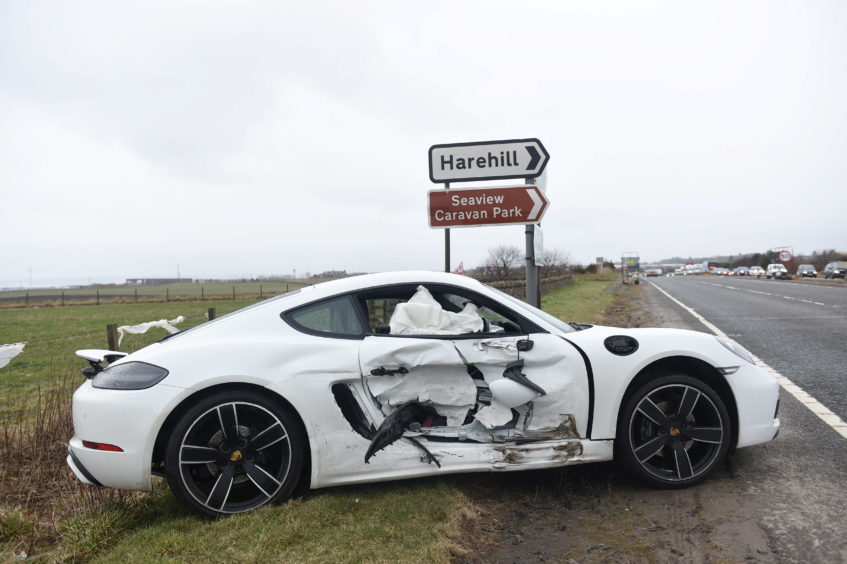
286, 296, 365, 337
365, 297, 407, 328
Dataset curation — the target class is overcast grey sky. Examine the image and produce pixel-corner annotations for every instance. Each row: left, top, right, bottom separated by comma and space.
2, 1, 845, 287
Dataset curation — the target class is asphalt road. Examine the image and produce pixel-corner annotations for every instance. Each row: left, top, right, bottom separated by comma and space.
650, 275, 847, 422
646, 275, 847, 562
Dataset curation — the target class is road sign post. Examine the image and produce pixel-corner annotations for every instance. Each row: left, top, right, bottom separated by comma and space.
428, 138, 550, 306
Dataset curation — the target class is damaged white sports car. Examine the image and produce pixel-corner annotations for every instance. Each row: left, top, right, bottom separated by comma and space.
67, 271, 780, 517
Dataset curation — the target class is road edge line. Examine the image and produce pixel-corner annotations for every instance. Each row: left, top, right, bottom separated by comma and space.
648, 280, 847, 440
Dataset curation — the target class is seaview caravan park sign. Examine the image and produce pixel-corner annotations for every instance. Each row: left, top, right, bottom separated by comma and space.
428, 138, 549, 183
428, 185, 549, 228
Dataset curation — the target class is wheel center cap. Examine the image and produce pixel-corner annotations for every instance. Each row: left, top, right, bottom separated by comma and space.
229, 450, 243, 462
669, 427, 681, 437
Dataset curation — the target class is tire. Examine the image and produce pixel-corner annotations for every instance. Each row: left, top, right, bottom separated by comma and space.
165, 389, 305, 517
617, 374, 731, 489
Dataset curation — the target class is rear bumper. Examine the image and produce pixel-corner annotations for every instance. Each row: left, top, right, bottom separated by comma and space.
66, 380, 188, 491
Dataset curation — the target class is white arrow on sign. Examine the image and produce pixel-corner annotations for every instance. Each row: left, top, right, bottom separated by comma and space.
429, 138, 550, 183
527, 188, 544, 221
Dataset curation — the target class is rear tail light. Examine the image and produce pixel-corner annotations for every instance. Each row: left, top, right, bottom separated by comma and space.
82, 440, 124, 452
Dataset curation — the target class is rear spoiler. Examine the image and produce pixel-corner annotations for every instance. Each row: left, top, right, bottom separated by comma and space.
76, 349, 128, 379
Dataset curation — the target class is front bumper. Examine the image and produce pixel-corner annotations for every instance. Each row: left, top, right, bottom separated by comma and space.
725, 363, 780, 448
67, 380, 188, 491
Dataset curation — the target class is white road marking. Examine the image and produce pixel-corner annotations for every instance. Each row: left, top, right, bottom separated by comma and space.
649, 280, 847, 440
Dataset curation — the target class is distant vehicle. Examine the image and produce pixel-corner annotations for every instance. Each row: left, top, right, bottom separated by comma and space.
733, 267, 750, 276
645, 268, 663, 277
714, 268, 730, 276
823, 261, 847, 279
796, 265, 817, 278
707, 261, 719, 271
749, 266, 766, 277
766, 264, 791, 280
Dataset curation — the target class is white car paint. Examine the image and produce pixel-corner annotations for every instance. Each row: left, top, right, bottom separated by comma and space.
67, 271, 780, 515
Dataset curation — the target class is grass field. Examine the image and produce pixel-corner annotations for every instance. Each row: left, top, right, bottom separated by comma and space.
0, 273, 620, 562
0, 279, 311, 306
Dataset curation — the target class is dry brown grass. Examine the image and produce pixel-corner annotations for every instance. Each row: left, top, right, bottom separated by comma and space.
0, 371, 141, 557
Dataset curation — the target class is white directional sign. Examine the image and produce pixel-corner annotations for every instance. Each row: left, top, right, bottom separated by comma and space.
429, 138, 550, 183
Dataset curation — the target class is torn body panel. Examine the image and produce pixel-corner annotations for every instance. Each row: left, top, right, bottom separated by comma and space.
516, 334, 590, 436
311, 436, 614, 489
360, 337, 476, 426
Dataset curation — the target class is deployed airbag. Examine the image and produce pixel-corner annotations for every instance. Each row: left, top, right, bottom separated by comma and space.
389, 285, 483, 335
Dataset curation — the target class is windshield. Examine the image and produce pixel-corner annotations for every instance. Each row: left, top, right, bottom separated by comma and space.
486, 285, 575, 334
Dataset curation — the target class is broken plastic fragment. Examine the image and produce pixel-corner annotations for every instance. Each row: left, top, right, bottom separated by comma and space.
474, 403, 515, 428
365, 402, 433, 463
0, 342, 26, 369
502, 360, 546, 396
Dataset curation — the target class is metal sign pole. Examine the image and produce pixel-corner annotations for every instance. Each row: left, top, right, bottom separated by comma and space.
444, 182, 450, 272
525, 176, 538, 307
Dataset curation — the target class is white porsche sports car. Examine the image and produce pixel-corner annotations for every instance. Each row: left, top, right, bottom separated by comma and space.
67, 271, 780, 517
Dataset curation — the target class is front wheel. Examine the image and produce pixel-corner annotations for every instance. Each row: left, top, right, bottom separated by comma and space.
165, 390, 305, 517
617, 375, 731, 488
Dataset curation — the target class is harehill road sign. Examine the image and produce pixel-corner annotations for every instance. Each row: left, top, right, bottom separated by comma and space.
428, 185, 549, 228
429, 138, 549, 183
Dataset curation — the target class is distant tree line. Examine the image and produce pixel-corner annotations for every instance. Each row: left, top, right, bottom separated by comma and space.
471, 244, 572, 281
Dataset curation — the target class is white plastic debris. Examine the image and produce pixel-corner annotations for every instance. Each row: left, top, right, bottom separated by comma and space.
117, 316, 184, 346
389, 286, 483, 335
0, 342, 26, 369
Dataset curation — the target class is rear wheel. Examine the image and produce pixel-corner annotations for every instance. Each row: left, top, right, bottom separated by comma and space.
617, 375, 731, 488
165, 390, 304, 517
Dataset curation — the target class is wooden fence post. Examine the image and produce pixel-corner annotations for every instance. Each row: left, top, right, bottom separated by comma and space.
260, 284, 263, 299
61, 291, 65, 306
134, 288, 138, 303
208, 307, 217, 321
96, 289, 100, 305
107, 324, 118, 350
26, 292, 29, 307
166, 288, 169, 302
232, 286, 236, 300
201, 287, 205, 301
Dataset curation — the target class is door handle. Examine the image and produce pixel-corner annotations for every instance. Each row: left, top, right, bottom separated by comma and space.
370, 366, 409, 376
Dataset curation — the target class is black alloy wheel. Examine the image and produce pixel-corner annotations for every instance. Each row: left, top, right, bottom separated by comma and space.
617, 374, 731, 488
165, 390, 304, 517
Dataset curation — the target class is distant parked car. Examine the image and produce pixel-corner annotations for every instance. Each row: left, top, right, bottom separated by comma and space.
823, 261, 847, 279
733, 267, 750, 276
749, 266, 766, 277
766, 264, 791, 280
645, 268, 663, 277
796, 265, 817, 278
714, 268, 730, 276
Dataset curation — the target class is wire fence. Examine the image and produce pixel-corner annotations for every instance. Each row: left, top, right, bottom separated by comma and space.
0, 282, 306, 309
